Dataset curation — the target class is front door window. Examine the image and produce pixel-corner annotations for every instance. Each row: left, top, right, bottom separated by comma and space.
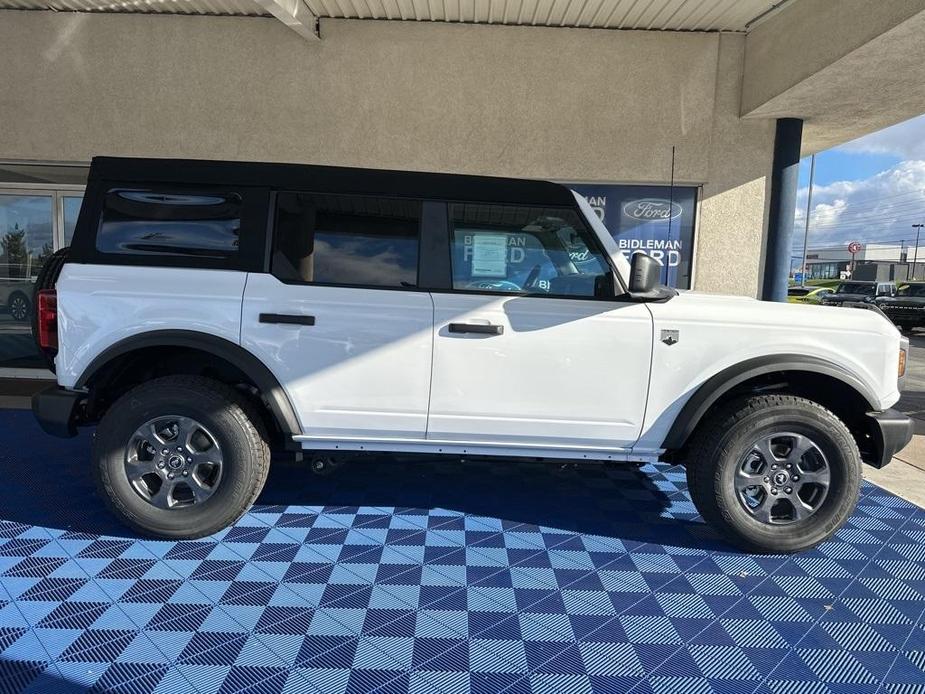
448, 203, 610, 297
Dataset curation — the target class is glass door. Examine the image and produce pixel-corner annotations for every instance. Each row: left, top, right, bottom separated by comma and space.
0, 193, 54, 368
0, 188, 84, 370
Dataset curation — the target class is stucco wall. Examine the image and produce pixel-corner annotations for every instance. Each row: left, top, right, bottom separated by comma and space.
695, 33, 775, 296
0, 11, 774, 296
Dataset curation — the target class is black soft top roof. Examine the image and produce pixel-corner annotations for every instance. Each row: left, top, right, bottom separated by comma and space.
89, 157, 576, 207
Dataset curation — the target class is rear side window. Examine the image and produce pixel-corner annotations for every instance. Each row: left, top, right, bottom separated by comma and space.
98, 189, 242, 260
273, 192, 420, 288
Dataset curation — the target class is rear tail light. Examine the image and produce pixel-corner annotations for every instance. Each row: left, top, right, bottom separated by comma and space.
37, 289, 58, 355
898, 346, 907, 378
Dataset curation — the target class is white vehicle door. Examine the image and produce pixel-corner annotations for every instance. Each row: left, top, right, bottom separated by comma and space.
242, 192, 434, 441
427, 201, 653, 451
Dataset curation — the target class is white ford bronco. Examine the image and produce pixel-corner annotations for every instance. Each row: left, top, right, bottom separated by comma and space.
32, 157, 913, 552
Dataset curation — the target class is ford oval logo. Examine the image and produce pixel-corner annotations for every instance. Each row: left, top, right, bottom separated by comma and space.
622, 198, 683, 221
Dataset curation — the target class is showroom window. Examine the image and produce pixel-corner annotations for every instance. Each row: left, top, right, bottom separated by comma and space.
273, 192, 421, 289
448, 203, 610, 297
571, 184, 699, 289
62, 194, 83, 247
0, 187, 83, 370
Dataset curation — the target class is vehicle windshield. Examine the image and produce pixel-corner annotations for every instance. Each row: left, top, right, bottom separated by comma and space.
836, 282, 875, 296
898, 284, 925, 297
788, 288, 810, 296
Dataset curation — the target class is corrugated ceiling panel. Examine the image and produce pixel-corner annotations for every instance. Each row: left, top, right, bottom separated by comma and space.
0, 0, 786, 30
0, 0, 265, 14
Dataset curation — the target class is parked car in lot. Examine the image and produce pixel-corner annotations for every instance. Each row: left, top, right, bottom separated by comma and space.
0, 275, 33, 322
31, 157, 913, 553
787, 286, 834, 304
821, 280, 896, 307
876, 282, 925, 332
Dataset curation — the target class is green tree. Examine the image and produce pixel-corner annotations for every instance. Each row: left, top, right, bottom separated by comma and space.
1, 226, 27, 279
36, 241, 54, 268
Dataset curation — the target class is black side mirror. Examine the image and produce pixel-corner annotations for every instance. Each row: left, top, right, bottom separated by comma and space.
629, 253, 660, 294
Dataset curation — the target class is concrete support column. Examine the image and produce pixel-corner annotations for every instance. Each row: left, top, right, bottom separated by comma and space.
761, 118, 803, 302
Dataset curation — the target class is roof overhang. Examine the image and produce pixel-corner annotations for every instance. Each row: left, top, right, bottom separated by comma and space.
0, 0, 790, 40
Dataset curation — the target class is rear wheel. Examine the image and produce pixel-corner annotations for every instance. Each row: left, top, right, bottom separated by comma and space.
686, 394, 861, 553
93, 375, 270, 539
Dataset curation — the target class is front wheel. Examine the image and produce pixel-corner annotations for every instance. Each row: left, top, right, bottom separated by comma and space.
686, 394, 861, 553
93, 376, 270, 539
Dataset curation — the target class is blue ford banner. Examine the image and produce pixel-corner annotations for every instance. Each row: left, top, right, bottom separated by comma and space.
572, 184, 698, 289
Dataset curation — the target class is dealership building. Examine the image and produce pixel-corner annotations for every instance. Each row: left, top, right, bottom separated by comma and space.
804, 243, 925, 282
1, 0, 924, 375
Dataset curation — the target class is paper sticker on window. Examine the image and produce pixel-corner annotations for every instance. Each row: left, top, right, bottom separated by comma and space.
470, 234, 508, 278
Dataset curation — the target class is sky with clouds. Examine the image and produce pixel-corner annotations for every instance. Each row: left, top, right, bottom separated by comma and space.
792, 113, 925, 262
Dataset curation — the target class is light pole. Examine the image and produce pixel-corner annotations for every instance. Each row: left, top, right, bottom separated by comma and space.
800, 153, 816, 286
914, 224, 924, 280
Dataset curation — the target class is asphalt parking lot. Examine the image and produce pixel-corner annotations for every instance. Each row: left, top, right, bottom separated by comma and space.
898, 332, 925, 419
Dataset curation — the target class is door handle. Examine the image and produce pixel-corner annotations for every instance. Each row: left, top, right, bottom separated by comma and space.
448, 322, 503, 335
259, 313, 316, 326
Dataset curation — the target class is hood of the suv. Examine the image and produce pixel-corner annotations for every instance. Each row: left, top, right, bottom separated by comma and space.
878, 296, 925, 307
669, 290, 897, 335
649, 289, 902, 413
822, 293, 874, 304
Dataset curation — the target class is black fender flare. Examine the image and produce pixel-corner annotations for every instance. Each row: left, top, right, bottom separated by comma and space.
76, 329, 302, 442
661, 354, 881, 451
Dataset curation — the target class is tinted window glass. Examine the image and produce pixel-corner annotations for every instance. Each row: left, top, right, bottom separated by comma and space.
572, 184, 698, 289
273, 193, 420, 288
836, 282, 874, 296
899, 284, 925, 297
448, 203, 609, 297
98, 189, 241, 258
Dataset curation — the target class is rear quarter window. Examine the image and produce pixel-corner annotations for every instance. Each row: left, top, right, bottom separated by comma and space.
97, 190, 242, 260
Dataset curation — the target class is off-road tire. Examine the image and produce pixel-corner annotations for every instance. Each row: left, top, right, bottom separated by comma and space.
93, 375, 271, 539
686, 394, 861, 553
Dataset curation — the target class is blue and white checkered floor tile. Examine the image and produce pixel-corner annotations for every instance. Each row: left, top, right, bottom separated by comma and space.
1, 410, 924, 694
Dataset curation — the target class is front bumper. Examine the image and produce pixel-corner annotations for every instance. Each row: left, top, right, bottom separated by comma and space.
31, 386, 83, 438
881, 306, 925, 324
867, 408, 914, 469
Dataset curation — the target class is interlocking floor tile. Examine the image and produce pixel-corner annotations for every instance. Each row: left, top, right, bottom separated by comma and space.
0, 410, 923, 693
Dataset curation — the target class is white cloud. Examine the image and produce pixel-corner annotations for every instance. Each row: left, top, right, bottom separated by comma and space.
837, 113, 925, 160
794, 160, 925, 252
